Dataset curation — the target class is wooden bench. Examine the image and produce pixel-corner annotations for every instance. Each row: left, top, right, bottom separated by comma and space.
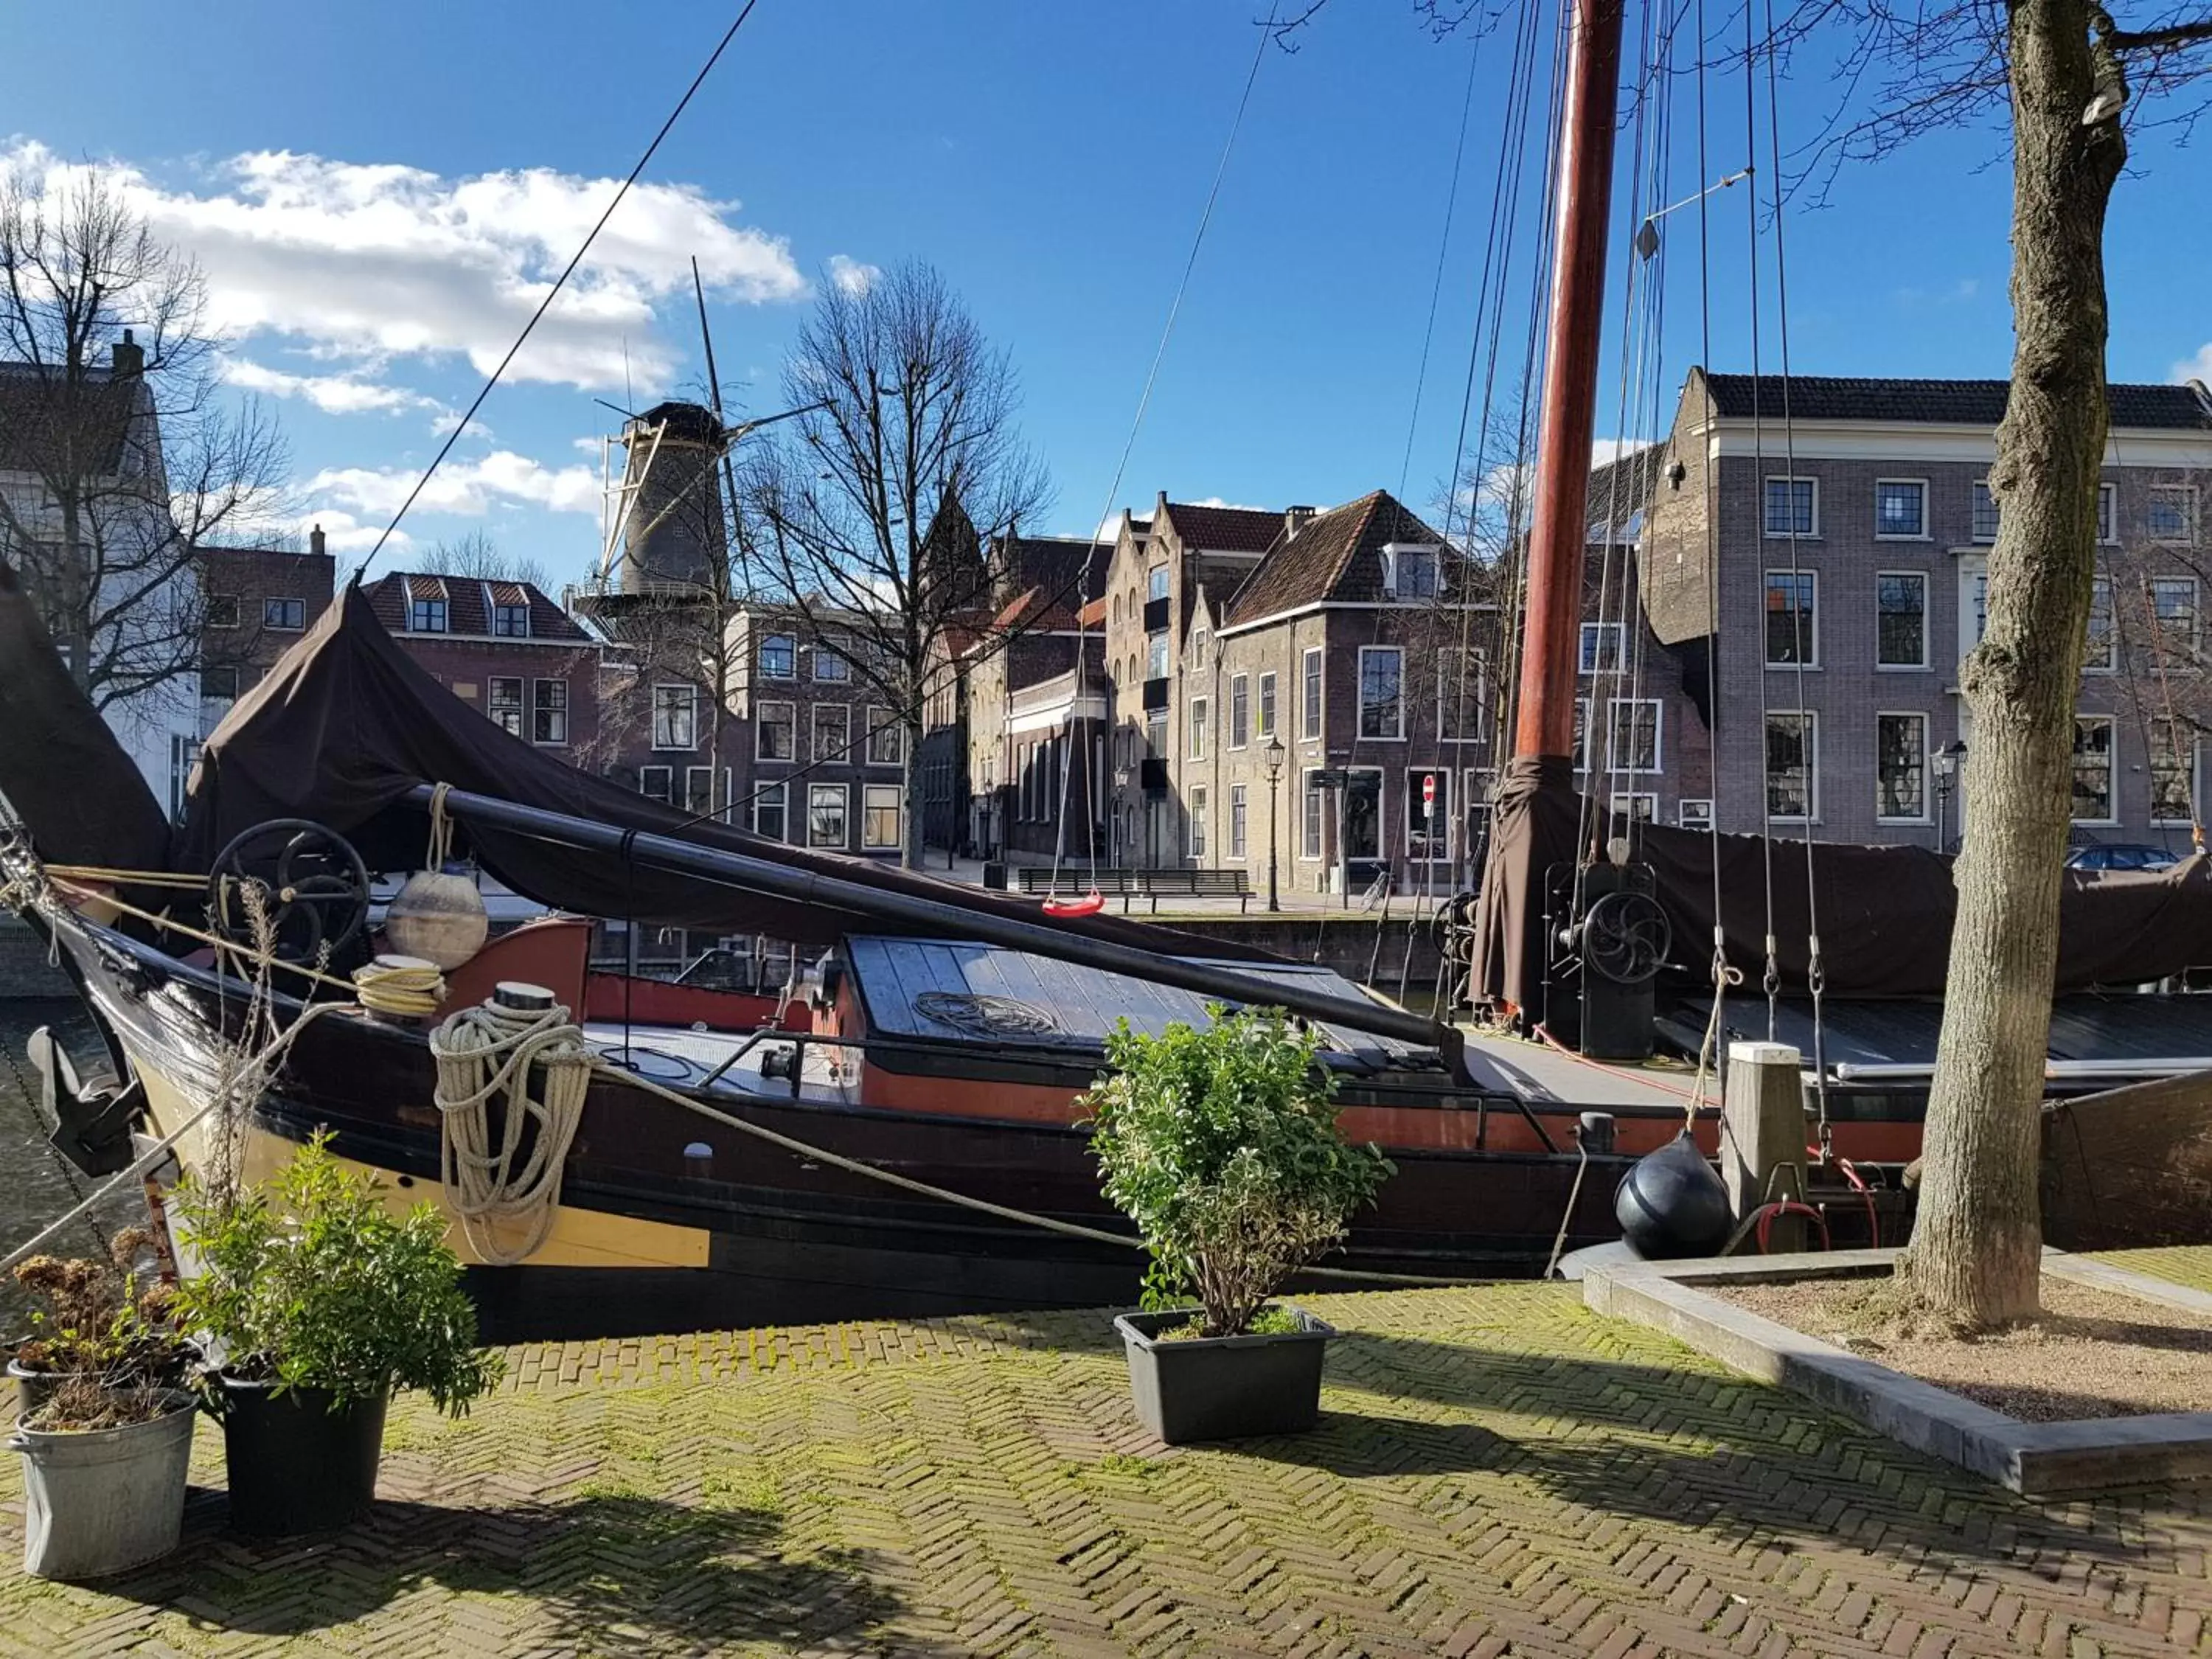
1013, 866, 1252, 914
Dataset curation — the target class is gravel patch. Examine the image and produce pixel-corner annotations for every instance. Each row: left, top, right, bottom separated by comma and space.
1714, 1274, 2212, 1422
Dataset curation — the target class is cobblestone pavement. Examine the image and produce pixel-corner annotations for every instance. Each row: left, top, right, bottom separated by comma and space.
4, 1281, 2210, 1657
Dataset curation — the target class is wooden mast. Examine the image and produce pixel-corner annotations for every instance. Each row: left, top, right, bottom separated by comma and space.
1512, 0, 1630, 761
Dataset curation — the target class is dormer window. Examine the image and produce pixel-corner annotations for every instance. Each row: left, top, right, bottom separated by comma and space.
1382, 543, 1440, 600
411, 597, 448, 632
493, 602, 531, 638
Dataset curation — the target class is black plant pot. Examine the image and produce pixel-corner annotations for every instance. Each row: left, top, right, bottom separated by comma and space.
1113, 1307, 1334, 1445
215, 1378, 389, 1536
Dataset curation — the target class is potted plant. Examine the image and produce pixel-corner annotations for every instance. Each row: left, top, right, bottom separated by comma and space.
1084, 1006, 1394, 1444
7, 1242, 201, 1579
171, 1133, 502, 1536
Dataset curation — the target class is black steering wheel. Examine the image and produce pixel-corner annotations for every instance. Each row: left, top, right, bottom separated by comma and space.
1578, 888, 1674, 985
208, 820, 372, 968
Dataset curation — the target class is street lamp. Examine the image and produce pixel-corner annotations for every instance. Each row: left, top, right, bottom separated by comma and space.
1262, 734, 1287, 911
1933, 739, 1968, 853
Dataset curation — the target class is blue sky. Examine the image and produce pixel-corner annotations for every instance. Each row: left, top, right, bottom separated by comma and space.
7, 1, 2206, 585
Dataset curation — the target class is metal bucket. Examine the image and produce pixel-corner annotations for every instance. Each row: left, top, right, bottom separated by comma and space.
8, 1393, 198, 1579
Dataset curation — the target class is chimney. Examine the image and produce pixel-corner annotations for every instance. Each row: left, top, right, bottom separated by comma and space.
310, 523, 327, 559
1284, 505, 1317, 540
111, 328, 143, 378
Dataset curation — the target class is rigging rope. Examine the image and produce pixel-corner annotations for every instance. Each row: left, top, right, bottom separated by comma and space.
430, 999, 594, 1267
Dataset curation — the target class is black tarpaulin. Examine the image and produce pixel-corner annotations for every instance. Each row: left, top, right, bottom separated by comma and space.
1472, 757, 2212, 1011
173, 588, 1276, 961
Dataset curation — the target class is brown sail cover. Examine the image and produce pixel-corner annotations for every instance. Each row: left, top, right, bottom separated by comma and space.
0, 557, 172, 874
170, 588, 1274, 959
1473, 755, 2212, 1009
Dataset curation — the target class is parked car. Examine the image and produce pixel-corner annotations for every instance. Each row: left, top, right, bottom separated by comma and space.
2065, 843, 2182, 872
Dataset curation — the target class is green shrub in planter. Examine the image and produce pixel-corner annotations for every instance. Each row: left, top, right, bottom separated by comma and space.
172, 1133, 502, 1533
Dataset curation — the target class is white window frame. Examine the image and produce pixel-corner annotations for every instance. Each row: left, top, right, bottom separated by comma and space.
487, 676, 524, 737
759, 633, 797, 679
2152, 574, 2200, 662
1382, 543, 1441, 599
812, 702, 851, 764
1763, 569, 1820, 669
1679, 798, 1714, 830
1874, 711, 1931, 824
862, 784, 902, 849
1762, 475, 1819, 539
813, 644, 851, 683
651, 682, 699, 751
638, 765, 672, 804
1579, 622, 1625, 675
2072, 715, 2118, 827
1189, 695, 1208, 760
2149, 485, 2199, 546
2085, 576, 2116, 673
1357, 645, 1405, 741
1604, 698, 1662, 773
755, 700, 796, 762
2098, 482, 2118, 545
1971, 481, 2001, 544
753, 780, 788, 841
530, 678, 568, 745
808, 782, 849, 849
1256, 670, 1277, 739
1229, 673, 1250, 749
1607, 791, 1658, 824
1572, 697, 1591, 772
683, 765, 717, 816
2149, 717, 2199, 828
1872, 478, 1929, 541
865, 706, 902, 766
1191, 783, 1211, 860
1301, 647, 1324, 741
1298, 770, 1323, 861
1874, 570, 1930, 670
1147, 565, 1169, 602
1228, 784, 1248, 862
1764, 710, 1818, 823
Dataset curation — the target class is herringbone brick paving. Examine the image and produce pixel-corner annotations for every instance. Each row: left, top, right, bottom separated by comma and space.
4, 1279, 2209, 1656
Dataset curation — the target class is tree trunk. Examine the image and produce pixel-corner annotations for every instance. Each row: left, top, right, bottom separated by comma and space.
902, 717, 925, 870
1902, 0, 2126, 1326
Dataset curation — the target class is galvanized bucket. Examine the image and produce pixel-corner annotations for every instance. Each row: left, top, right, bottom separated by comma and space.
8, 1392, 198, 1579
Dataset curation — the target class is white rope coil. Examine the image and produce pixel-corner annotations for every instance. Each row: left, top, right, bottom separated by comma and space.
430, 999, 591, 1267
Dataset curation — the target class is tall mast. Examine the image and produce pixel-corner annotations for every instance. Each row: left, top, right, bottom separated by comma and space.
1512, 0, 1630, 761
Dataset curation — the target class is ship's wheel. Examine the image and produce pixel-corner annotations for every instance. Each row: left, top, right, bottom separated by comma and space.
1578, 889, 1673, 985
208, 819, 372, 968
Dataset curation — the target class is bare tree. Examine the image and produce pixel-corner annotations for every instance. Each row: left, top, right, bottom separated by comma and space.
0, 168, 288, 731
423, 529, 551, 593
733, 261, 1053, 866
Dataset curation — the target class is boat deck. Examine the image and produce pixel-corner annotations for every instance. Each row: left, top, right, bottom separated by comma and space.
1454, 1023, 1710, 1113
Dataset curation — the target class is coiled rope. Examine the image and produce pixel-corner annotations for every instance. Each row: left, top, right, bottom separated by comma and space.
429, 999, 593, 1266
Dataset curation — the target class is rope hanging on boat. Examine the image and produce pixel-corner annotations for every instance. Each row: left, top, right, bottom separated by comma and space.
425, 781, 457, 870
430, 999, 593, 1267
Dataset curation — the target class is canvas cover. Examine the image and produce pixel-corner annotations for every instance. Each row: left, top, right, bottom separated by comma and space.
171, 587, 1274, 960
1472, 754, 2212, 1011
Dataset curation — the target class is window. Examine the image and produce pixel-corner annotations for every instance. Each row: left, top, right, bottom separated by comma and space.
2152, 576, 2199, 659
1190, 625, 1209, 666
1679, 799, 1714, 830
809, 784, 849, 848
1764, 571, 1818, 666
814, 645, 850, 682
1229, 785, 1248, 860
1256, 671, 1276, 738
1301, 647, 1323, 740
1405, 769, 1450, 860
206, 594, 240, 629
760, 633, 796, 678
866, 708, 902, 765
2098, 483, 2118, 543
1357, 646, 1403, 739
2152, 718, 2199, 825
638, 765, 673, 804
493, 602, 530, 638
410, 597, 448, 633
264, 597, 307, 630
1230, 674, 1250, 748
753, 781, 787, 840
199, 664, 240, 700
487, 676, 524, 737
1874, 479, 1927, 540
1876, 572, 1927, 668
531, 678, 568, 744
813, 703, 851, 762
1606, 699, 1660, 771
1579, 622, 1625, 674
652, 684, 698, 749
1877, 713, 1928, 821
1387, 544, 1439, 599
1608, 793, 1658, 824
168, 736, 201, 822
2150, 486, 2197, 544
1189, 697, 1208, 759
1147, 566, 1169, 602
757, 701, 796, 760
684, 766, 717, 815
863, 785, 902, 849
1301, 771, 1324, 859
2073, 717, 2115, 823
1572, 698, 1590, 771
1765, 712, 1816, 820
2086, 577, 2115, 671
1190, 786, 1208, 859
1763, 476, 1817, 538
1147, 631, 1168, 678
1972, 482, 2001, 543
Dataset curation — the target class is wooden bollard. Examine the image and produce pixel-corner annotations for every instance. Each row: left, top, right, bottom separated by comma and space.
1722, 1040, 1807, 1252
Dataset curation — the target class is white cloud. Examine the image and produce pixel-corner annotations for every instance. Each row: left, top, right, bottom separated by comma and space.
827, 254, 880, 296
223, 356, 440, 417
1184, 495, 1269, 511
306, 451, 602, 519
297, 509, 411, 554
5, 139, 806, 394
2174, 345, 2212, 385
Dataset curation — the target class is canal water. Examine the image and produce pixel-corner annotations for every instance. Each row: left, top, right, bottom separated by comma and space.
0, 998, 142, 1333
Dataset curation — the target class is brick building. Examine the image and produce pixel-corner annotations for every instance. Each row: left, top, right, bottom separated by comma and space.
1640, 370, 2212, 849
189, 529, 337, 815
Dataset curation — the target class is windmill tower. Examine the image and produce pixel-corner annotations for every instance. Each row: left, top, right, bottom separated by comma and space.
600, 400, 729, 600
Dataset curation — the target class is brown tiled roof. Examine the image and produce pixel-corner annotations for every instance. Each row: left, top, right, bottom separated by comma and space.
364, 572, 592, 641
1701, 372, 2212, 431
1161, 501, 1281, 554
1221, 490, 1447, 627
998, 534, 1110, 603
1077, 596, 1107, 627
1585, 445, 1664, 545
0, 365, 146, 476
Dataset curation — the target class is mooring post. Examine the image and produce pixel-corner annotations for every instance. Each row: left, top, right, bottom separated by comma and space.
1723, 1040, 1807, 1252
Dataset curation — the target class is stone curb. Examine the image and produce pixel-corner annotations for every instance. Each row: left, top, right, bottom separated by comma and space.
1584, 1248, 2212, 1497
